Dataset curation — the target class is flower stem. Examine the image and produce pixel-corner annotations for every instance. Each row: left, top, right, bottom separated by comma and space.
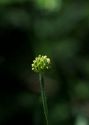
39, 73, 49, 125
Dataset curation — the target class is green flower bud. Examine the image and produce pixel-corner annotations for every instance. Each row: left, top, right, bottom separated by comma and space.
31, 55, 51, 73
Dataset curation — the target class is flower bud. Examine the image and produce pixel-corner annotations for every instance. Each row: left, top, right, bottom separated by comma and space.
31, 55, 51, 73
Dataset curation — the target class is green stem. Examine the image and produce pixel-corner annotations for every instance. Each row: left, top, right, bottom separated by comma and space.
39, 73, 49, 125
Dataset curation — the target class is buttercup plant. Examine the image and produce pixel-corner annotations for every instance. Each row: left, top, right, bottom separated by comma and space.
31, 55, 51, 125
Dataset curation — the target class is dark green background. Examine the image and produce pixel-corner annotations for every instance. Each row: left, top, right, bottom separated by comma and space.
0, 0, 89, 125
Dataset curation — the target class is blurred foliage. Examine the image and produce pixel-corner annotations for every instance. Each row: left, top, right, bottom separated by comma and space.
0, 0, 89, 125
35, 0, 61, 11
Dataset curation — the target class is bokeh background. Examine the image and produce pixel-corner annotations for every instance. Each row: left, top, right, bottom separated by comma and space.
0, 0, 89, 125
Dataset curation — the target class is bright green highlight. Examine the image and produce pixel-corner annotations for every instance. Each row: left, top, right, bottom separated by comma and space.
35, 0, 60, 11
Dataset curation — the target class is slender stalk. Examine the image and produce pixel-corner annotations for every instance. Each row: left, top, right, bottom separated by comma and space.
39, 73, 49, 125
